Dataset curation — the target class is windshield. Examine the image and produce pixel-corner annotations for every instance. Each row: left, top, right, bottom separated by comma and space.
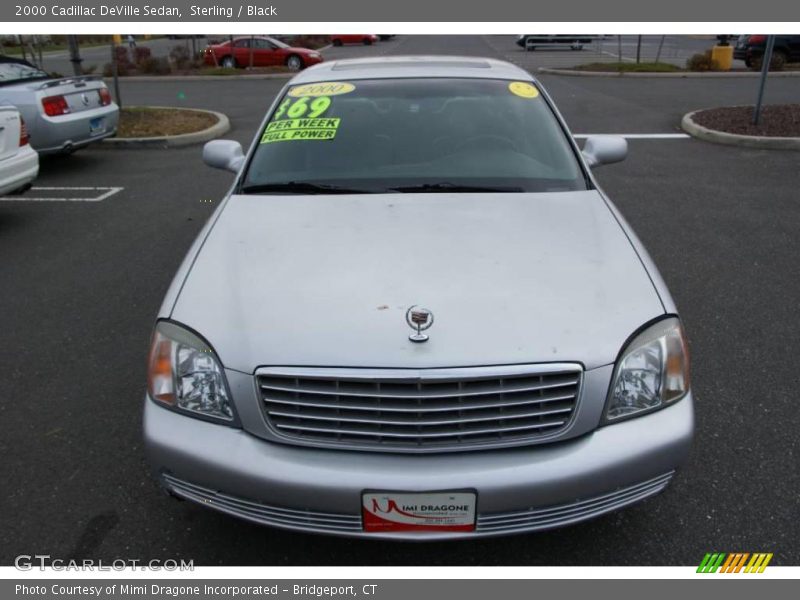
241, 78, 587, 194
267, 36, 290, 49
0, 62, 50, 85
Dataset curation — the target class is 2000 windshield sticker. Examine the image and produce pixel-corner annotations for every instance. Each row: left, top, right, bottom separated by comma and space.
260, 82, 354, 144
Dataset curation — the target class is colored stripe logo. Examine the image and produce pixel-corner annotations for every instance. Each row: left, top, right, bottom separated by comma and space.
697, 553, 773, 573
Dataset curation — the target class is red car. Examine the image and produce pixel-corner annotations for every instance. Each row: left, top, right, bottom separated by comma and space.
204, 36, 323, 71
331, 35, 379, 46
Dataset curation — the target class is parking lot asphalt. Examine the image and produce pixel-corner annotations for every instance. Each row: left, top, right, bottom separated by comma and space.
1, 35, 798, 566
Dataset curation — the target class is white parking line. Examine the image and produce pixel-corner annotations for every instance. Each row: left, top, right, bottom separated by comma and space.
0, 187, 124, 202
599, 50, 636, 63
573, 133, 690, 139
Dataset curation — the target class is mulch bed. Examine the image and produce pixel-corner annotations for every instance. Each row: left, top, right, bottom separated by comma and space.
117, 107, 217, 138
692, 104, 800, 137
184, 66, 293, 75
572, 62, 683, 73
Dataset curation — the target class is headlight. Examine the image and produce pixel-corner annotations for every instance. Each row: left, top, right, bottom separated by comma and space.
147, 321, 235, 423
604, 317, 690, 423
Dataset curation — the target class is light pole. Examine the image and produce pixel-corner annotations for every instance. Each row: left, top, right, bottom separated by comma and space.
110, 35, 122, 109
753, 35, 775, 126
67, 35, 83, 76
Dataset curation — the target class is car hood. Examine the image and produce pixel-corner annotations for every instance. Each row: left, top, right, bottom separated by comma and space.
171, 191, 664, 373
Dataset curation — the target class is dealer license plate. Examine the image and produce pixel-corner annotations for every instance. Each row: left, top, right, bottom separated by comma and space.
362, 491, 476, 533
89, 117, 106, 136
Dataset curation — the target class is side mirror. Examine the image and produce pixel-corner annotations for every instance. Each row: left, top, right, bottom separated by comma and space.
581, 135, 627, 168
203, 140, 245, 173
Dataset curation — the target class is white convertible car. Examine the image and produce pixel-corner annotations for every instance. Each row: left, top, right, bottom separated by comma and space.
0, 105, 38, 196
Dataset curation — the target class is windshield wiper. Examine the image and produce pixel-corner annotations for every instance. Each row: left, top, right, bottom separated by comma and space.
387, 183, 523, 193
239, 182, 379, 195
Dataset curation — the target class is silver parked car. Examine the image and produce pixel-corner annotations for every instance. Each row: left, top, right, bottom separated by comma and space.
144, 56, 693, 539
0, 57, 118, 155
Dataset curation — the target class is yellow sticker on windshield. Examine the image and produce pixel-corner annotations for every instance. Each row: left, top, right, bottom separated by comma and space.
508, 81, 540, 99
260, 117, 341, 143
288, 82, 355, 98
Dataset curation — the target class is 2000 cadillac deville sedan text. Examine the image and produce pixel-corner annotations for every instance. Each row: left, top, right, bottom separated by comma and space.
144, 56, 693, 539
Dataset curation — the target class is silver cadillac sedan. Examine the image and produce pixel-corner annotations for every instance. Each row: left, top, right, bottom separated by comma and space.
144, 56, 693, 539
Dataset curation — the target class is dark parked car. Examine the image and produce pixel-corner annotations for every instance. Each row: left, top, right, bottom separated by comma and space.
734, 34, 800, 70
516, 35, 593, 51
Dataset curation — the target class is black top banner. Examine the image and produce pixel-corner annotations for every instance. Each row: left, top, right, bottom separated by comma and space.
3, 0, 800, 22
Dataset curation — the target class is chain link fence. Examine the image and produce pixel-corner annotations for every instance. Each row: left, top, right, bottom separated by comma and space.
487, 34, 744, 71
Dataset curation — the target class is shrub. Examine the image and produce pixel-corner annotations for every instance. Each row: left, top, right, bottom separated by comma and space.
288, 35, 331, 50
138, 56, 171, 75
103, 62, 129, 77
750, 51, 787, 71
81, 64, 97, 75
686, 51, 720, 72
133, 46, 152, 65
114, 45, 131, 66
169, 44, 192, 69
133, 46, 153, 65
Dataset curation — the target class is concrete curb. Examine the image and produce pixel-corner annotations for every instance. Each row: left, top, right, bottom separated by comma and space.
102, 107, 230, 149
538, 67, 800, 78
681, 109, 800, 150
102, 73, 294, 82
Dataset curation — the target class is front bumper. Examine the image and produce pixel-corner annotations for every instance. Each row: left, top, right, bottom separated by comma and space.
144, 393, 694, 539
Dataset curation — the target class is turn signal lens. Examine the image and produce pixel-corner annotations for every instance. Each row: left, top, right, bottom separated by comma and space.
664, 332, 690, 403
19, 117, 30, 146
147, 332, 176, 405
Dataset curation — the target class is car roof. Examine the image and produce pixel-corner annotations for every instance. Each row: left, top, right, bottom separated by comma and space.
289, 55, 537, 83
223, 35, 272, 41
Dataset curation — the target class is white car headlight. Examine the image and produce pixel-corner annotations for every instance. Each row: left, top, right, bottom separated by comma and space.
147, 321, 235, 423
605, 317, 690, 422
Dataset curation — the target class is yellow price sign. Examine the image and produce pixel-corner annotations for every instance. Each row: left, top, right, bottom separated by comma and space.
288, 82, 356, 98
508, 81, 540, 99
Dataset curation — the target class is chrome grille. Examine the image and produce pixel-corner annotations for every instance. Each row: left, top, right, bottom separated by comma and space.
257, 364, 582, 452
